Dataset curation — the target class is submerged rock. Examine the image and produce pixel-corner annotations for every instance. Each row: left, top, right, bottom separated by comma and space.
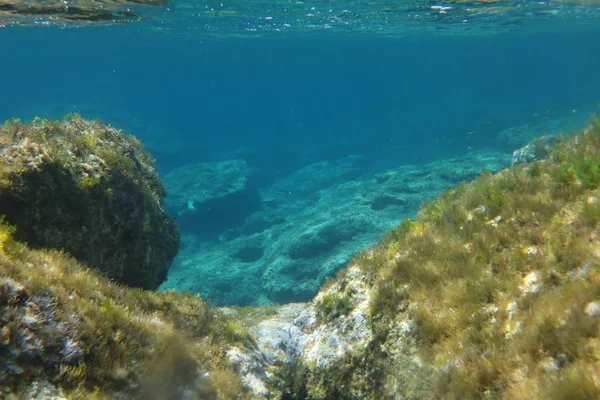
511, 135, 560, 166
241, 117, 600, 398
164, 149, 510, 306
163, 159, 260, 237
0, 0, 165, 27
0, 116, 179, 290
0, 224, 251, 399
224, 117, 600, 399
269, 155, 367, 198
2, 115, 600, 399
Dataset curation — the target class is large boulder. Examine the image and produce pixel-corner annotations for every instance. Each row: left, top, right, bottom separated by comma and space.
0, 115, 179, 290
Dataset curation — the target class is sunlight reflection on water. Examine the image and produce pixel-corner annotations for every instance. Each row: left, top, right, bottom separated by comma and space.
1, 0, 600, 36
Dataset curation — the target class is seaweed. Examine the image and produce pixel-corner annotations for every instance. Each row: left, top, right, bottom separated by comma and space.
295, 115, 600, 398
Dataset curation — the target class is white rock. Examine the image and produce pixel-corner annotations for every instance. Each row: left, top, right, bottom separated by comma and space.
584, 301, 600, 317
521, 271, 540, 294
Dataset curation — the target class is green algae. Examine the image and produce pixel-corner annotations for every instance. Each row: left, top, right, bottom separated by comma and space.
0, 216, 253, 399
0, 116, 264, 398
315, 291, 353, 324
2, 114, 600, 399
290, 116, 600, 399
0, 115, 178, 290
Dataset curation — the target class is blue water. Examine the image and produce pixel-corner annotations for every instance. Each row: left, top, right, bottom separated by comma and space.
1, 23, 599, 305
2, 28, 599, 166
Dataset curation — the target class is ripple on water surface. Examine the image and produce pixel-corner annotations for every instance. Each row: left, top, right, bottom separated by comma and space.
1, 0, 600, 37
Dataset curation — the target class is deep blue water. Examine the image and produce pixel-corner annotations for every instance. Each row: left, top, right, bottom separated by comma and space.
2, 27, 599, 172
1, 25, 599, 304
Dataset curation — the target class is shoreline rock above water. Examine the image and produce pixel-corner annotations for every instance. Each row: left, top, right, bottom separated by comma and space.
0, 0, 166, 26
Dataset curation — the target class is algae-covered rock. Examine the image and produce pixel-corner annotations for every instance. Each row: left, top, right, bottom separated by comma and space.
241, 116, 600, 399
218, 117, 600, 399
0, 116, 179, 290
0, 221, 256, 399
0, 0, 166, 27
511, 135, 560, 166
3, 114, 600, 399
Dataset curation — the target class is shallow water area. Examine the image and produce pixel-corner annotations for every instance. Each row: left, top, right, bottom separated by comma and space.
1, 0, 600, 306
3, 0, 600, 36
156, 0, 600, 37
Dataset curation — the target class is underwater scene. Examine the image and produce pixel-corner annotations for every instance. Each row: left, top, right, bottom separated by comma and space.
1, 0, 600, 399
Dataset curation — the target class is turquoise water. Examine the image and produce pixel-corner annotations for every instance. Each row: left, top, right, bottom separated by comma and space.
1, 1, 599, 305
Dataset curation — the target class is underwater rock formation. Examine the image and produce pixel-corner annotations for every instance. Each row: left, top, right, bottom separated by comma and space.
511, 135, 561, 166
268, 154, 367, 198
163, 159, 260, 237
497, 111, 590, 149
0, 227, 250, 399
0, 0, 165, 26
229, 116, 600, 399
163, 150, 510, 306
2, 115, 600, 399
0, 116, 179, 290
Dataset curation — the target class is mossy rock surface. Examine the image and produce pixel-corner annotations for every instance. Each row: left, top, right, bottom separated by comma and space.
0, 116, 179, 290
272, 116, 600, 399
0, 219, 254, 399
222, 116, 600, 400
